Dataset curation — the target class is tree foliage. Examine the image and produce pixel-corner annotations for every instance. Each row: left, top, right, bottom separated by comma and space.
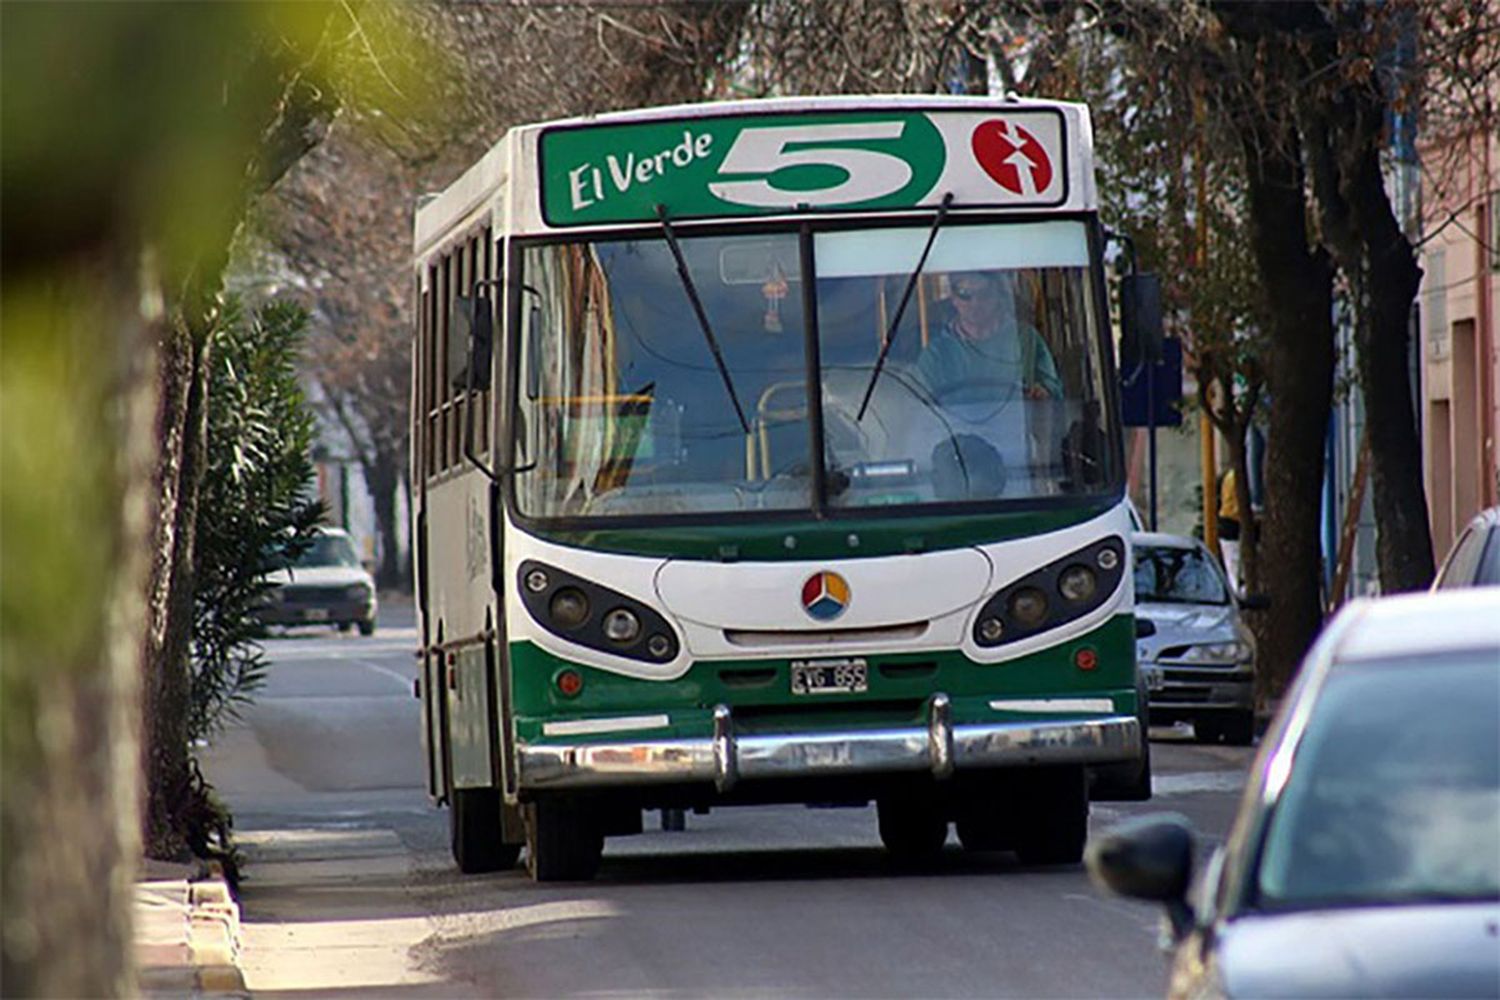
191, 297, 323, 744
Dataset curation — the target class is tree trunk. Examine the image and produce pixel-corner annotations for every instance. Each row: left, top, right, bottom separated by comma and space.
1340, 123, 1434, 591
1236, 112, 1337, 702
140, 320, 211, 860
2, 263, 154, 997
365, 447, 406, 591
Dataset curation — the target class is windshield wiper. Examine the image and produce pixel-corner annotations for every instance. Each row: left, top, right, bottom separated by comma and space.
856, 192, 954, 422
656, 205, 750, 435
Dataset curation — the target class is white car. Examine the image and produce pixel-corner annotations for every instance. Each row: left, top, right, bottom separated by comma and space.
258, 527, 378, 635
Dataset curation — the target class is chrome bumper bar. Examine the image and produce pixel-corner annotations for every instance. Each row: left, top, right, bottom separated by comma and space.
517, 696, 1141, 792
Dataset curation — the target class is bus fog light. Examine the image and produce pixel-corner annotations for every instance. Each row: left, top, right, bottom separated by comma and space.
1008, 587, 1049, 629
555, 669, 583, 697
603, 608, 642, 644
525, 569, 550, 593
979, 617, 1005, 642
549, 588, 589, 629
1074, 647, 1099, 671
647, 634, 672, 659
1058, 564, 1097, 602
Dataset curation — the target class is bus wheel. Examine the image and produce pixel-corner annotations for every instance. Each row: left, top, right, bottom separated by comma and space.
450, 787, 521, 874
876, 796, 948, 860
525, 799, 603, 882
1013, 768, 1088, 866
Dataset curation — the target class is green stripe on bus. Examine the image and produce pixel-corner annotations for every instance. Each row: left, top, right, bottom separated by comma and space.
509, 613, 1135, 729
517, 499, 1115, 561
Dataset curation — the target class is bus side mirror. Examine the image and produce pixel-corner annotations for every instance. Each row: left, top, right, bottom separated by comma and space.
1119, 273, 1163, 371
449, 295, 493, 393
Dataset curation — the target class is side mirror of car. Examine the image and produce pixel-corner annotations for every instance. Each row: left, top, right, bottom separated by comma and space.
1239, 592, 1271, 611
1085, 813, 1197, 941
1135, 617, 1157, 638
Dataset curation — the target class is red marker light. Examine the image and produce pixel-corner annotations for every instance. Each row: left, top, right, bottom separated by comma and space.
1074, 647, 1099, 671
556, 669, 584, 697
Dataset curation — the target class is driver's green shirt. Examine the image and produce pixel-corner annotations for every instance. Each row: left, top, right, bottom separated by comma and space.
915, 321, 1063, 402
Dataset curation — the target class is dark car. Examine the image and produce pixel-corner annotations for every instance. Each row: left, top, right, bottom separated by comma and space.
1133, 532, 1261, 745
1087, 589, 1500, 999
257, 527, 378, 635
1433, 506, 1500, 589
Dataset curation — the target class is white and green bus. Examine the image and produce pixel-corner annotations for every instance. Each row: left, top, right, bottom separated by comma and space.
412, 95, 1154, 881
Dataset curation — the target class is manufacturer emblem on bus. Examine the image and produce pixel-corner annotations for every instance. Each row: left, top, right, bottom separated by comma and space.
801, 571, 851, 621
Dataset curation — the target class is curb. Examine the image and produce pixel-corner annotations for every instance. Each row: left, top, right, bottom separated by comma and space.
135, 859, 246, 998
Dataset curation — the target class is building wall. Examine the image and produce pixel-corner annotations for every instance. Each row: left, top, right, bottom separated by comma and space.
1420, 122, 1499, 560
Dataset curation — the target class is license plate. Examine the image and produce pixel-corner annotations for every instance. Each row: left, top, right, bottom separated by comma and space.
303, 608, 330, 622
790, 658, 868, 696
1142, 665, 1164, 692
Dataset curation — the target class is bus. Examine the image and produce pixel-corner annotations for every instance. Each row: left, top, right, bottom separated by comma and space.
411, 95, 1154, 882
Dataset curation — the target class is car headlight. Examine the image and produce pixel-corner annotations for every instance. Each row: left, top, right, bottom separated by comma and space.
346, 584, 371, 600
1178, 641, 1252, 664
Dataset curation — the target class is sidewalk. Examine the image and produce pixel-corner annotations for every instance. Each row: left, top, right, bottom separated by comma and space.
134, 858, 246, 998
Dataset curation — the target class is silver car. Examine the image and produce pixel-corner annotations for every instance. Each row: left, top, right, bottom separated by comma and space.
1133, 532, 1259, 745
1088, 589, 1500, 998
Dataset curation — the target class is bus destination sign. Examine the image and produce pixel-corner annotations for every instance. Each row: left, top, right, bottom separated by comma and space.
538, 109, 1069, 227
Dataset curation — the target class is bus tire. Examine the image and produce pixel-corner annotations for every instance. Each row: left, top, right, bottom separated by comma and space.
450, 787, 520, 874
357, 618, 375, 637
525, 799, 603, 882
877, 796, 948, 860
1013, 767, 1088, 866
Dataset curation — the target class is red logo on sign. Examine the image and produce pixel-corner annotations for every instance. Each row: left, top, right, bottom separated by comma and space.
971, 119, 1053, 197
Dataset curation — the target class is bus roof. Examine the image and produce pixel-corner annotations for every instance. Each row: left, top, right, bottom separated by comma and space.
415, 94, 1097, 253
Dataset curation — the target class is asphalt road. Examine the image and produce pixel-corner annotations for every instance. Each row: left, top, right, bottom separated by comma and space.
202, 599, 1257, 999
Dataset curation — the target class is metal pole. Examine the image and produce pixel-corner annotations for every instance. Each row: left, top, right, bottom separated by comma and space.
1147, 358, 1158, 531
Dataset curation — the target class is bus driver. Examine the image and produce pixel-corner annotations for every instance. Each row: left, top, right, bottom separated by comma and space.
917, 270, 1063, 404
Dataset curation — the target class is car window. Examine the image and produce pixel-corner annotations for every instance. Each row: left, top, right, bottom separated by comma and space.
1133, 544, 1228, 605
1476, 529, 1500, 586
293, 533, 361, 569
1256, 651, 1500, 909
1435, 526, 1485, 589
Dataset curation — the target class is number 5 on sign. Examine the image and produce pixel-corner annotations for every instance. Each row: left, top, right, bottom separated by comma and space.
708, 122, 912, 208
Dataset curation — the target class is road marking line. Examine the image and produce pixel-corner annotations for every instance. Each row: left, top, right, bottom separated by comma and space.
348, 659, 415, 692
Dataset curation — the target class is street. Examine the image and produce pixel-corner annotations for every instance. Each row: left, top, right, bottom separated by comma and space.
202, 600, 1257, 999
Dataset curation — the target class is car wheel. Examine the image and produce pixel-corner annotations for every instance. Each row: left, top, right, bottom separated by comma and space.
1013, 767, 1088, 866
877, 795, 949, 860
357, 618, 375, 637
525, 798, 603, 882
1220, 710, 1255, 746
337, 622, 352, 633
450, 787, 521, 874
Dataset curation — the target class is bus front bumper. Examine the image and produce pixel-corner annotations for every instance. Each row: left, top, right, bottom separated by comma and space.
516, 696, 1141, 792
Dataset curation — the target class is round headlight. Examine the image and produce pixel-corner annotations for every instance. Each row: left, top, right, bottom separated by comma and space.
525, 569, 550, 593
647, 634, 672, 659
1008, 587, 1049, 629
548, 587, 589, 629
978, 617, 1005, 642
602, 607, 642, 644
1058, 564, 1098, 603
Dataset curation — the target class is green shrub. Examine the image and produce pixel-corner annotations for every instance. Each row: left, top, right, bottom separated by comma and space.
190, 297, 323, 743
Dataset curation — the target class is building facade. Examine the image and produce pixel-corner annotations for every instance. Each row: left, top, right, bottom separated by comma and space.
1420, 119, 1499, 559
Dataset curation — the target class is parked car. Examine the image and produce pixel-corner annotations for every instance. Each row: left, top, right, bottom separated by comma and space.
1087, 589, 1500, 999
1132, 532, 1261, 745
258, 527, 378, 635
1433, 506, 1500, 589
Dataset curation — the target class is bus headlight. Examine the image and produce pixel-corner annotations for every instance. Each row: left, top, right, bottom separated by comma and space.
602, 608, 642, 644
549, 588, 590, 629
1008, 587, 1049, 628
1057, 564, 1097, 603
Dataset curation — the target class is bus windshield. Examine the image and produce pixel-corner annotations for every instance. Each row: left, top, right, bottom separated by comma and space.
514, 220, 1116, 520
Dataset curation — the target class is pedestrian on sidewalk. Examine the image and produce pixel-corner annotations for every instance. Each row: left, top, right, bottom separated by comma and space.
1218, 467, 1241, 593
